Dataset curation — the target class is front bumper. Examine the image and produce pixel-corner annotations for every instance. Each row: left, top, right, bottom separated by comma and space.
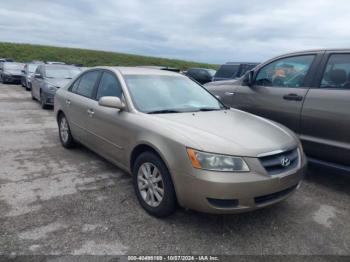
41, 90, 56, 105
172, 155, 306, 214
3, 74, 22, 83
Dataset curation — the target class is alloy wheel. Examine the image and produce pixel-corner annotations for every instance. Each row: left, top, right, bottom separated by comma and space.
60, 117, 69, 144
137, 162, 164, 207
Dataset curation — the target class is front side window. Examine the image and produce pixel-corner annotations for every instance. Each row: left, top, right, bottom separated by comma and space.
320, 54, 350, 89
255, 55, 315, 88
75, 71, 100, 98
124, 75, 224, 113
96, 72, 123, 100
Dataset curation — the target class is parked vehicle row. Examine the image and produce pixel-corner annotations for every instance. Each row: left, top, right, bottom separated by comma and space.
205, 49, 350, 173
3, 48, 347, 218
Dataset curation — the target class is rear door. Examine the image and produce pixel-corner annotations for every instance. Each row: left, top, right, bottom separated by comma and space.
65, 70, 101, 146
232, 53, 322, 133
300, 52, 350, 166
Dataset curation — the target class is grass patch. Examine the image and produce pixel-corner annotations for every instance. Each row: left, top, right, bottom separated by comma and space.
0, 42, 218, 70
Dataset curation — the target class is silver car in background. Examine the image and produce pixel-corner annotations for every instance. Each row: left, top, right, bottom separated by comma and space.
21, 62, 43, 90
0, 62, 25, 84
31, 64, 81, 109
54, 67, 306, 217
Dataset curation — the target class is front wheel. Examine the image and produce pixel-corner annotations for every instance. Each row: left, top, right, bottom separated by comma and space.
58, 114, 75, 148
133, 152, 177, 217
40, 92, 48, 109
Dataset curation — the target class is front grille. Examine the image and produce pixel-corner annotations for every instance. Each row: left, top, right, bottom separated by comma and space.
259, 148, 299, 175
255, 184, 298, 205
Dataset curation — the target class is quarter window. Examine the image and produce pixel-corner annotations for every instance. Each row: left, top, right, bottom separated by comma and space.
96, 72, 123, 100
75, 71, 100, 98
320, 54, 350, 89
255, 55, 315, 88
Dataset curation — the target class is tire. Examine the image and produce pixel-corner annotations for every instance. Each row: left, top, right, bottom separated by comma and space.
26, 82, 31, 91
40, 92, 48, 109
58, 113, 75, 148
133, 151, 177, 217
31, 88, 36, 100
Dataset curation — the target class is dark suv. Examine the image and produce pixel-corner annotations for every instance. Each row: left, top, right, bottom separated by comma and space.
205, 49, 350, 173
212, 62, 258, 82
184, 68, 216, 84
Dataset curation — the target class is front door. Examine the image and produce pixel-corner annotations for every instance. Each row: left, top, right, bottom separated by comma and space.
232, 54, 318, 133
85, 71, 128, 166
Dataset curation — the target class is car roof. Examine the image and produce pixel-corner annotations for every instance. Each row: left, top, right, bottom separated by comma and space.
42, 64, 79, 69
94, 66, 184, 76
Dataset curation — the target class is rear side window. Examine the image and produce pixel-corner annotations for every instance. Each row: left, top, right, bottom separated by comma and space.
75, 71, 100, 98
215, 64, 239, 78
255, 55, 315, 88
96, 72, 123, 100
320, 54, 350, 89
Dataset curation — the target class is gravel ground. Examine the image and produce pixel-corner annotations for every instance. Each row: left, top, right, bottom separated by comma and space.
0, 83, 349, 258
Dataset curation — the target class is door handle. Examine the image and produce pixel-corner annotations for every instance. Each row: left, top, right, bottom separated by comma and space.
224, 92, 235, 96
65, 99, 71, 105
283, 93, 303, 101
87, 109, 94, 117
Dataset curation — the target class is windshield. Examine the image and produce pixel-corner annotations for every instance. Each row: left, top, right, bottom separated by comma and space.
45, 67, 81, 79
28, 64, 39, 73
215, 64, 240, 78
4, 63, 24, 70
124, 75, 225, 113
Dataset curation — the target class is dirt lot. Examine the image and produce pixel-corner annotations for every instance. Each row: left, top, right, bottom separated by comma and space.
0, 83, 349, 257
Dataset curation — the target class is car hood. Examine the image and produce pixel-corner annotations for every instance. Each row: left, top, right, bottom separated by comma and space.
152, 109, 298, 157
45, 78, 72, 88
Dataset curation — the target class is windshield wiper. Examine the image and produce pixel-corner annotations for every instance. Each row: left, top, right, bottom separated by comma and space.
195, 107, 222, 112
147, 109, 182, 114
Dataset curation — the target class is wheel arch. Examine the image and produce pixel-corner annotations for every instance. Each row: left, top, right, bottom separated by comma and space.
130, 143, 169, 173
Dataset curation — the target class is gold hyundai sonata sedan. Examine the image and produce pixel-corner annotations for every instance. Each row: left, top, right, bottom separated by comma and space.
54, 67, 306, 217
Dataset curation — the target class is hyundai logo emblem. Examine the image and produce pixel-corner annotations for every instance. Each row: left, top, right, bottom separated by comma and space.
281, 157, 291, 167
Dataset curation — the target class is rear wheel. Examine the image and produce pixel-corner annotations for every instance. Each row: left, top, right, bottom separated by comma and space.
58, 114, 75, 148
133, 152, 177, 217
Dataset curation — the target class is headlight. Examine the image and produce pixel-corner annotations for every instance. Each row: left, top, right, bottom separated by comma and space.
187, 148, 250, 172
47, 84, 58, 91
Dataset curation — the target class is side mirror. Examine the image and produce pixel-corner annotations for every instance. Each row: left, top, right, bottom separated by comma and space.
247, 70, 254, 86
21, 70, 25, 73
243, 70, 254, 86
35, 73, 42, 79
98, 96, 125, 110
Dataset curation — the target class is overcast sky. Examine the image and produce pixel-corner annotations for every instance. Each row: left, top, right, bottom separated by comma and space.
0, 0, 349, 63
